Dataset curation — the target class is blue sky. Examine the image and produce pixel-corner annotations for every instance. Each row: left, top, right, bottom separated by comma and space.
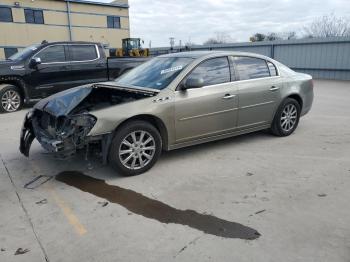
96, 0, 350, 47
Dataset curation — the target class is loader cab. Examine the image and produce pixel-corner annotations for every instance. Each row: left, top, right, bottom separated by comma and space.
122, 38, 142, 54
114, 38, 149, 57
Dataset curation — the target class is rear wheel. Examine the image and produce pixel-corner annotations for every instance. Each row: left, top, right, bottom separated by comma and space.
108, 121, 162, 176
0, 85, 22, 113
271, 98, 301, 136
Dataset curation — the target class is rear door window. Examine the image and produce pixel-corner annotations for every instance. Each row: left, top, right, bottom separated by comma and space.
233, 57, 270, 80
34, 45, 66, 63
187, 57, 230, 86
69, 45, 98, 62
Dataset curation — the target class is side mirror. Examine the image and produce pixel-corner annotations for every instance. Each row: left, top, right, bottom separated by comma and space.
29, 57, 41, 68
181, 77, 204, 90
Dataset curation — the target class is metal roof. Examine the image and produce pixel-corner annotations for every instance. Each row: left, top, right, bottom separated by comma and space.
63, 0, 129, 8
159, 50, 272, 60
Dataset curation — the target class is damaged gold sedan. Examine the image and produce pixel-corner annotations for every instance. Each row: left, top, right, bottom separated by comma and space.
20, 51, 313, 176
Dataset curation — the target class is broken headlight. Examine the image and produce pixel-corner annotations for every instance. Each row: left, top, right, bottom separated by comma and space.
57, 113, 97, 142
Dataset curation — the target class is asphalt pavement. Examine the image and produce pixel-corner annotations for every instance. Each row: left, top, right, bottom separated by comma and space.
1, 80, 349, 262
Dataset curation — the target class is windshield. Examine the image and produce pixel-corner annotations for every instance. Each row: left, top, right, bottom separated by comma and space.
115, 57, 194, 90
9, 44, 40, 61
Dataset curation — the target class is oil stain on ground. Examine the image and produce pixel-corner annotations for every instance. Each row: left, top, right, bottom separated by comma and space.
56, 171, 260, 240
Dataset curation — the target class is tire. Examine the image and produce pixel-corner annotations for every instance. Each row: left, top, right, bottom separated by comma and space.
271, 98, 301, 137
0, 85, 23, 113
108, 121, 162, 176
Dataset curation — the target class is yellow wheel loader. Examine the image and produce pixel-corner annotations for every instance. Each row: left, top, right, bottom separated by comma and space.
113, 38, 149, 57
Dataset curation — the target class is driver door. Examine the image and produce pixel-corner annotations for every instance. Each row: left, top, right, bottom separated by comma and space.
174, 57, 238, 143
26, 45, 70, 98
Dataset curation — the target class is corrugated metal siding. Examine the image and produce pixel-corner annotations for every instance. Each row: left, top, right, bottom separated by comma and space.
150, 37, 350, 80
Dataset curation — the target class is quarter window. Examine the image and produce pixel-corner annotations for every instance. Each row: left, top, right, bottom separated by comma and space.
4, 48, 18, 59
107, 16, 121, 28
187, 57, 230, 86
0, 7, 13, 22
34, 45, 66, 63
25, 9, 44, 24
233, 57, 270, 80
69, 45, 98, 61
267, 61, 277, 76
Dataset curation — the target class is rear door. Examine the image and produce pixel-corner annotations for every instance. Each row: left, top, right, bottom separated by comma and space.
66, 44, 108, 89
27, 44, 70, 97
233, 56, 282, 129
175, 57, 239, 143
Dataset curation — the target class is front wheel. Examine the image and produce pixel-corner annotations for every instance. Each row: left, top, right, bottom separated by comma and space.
271, 98, 301, 137
108, 121, 162, 176
0, 85, 23, 113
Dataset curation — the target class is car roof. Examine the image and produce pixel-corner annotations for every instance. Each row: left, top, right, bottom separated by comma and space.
159, 50, 272, 61
40, 41, 101, 47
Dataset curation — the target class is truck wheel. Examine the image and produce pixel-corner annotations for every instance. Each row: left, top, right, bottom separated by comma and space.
0, 85, 23, 113
108, 121, 162, 176
271, 98, 301, 137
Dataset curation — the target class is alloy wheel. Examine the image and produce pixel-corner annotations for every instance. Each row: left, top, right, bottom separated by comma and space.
1, 90, 21, 112
118, 130, 156, 170
280, 104, 297, 132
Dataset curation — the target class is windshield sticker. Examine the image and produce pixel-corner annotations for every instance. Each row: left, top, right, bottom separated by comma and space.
160, 65, 183, 75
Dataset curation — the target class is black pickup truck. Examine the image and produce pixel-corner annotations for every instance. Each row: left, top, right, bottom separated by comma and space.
0, 41, 148, 113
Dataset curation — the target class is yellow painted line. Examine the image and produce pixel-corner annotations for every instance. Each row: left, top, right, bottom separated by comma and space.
49, 188, 87, 236
28, 162, 87, 236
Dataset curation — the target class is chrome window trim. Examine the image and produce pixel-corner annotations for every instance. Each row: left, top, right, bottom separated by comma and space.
175, 75, 281, 93
230, 75, 281, 84
266, 60, 279, 77
175, 55, 281, 92
32, 44, 100, 65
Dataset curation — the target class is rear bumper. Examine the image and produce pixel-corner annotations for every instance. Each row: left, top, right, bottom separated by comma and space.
301, 86, 314, 117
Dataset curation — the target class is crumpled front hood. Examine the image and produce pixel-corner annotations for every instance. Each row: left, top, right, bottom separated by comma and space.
34, 85, 93, 117
34, 83, 160, 117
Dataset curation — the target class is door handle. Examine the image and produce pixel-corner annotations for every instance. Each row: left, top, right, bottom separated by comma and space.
222, 94, 236, 99
270, 86, 280, 91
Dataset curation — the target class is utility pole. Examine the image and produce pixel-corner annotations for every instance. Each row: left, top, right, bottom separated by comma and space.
169, 37, 175, 51
66, 0, 73, 41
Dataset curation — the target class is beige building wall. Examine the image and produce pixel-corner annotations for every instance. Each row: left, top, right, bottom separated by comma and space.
0, 0, 130, 59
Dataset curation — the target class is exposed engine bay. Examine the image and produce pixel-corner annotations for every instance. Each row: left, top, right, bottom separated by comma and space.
70, 86, 152, 114
20, 84, 157, 160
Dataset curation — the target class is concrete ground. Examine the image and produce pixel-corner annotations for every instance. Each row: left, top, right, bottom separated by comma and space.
0, 80, 349, 262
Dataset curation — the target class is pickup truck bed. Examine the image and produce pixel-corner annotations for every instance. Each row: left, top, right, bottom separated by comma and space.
107, 57, 149, 80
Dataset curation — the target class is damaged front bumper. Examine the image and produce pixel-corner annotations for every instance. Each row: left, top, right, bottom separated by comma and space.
19, 110, 35, 157
20, 109, 97, 158
19, 83, 157, 161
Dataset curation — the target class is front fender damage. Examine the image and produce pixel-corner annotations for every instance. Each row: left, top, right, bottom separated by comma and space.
20, 109, 97, 158
19, 110, 35, 157
19, 84, 157, 161
20, 86, 97, 158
